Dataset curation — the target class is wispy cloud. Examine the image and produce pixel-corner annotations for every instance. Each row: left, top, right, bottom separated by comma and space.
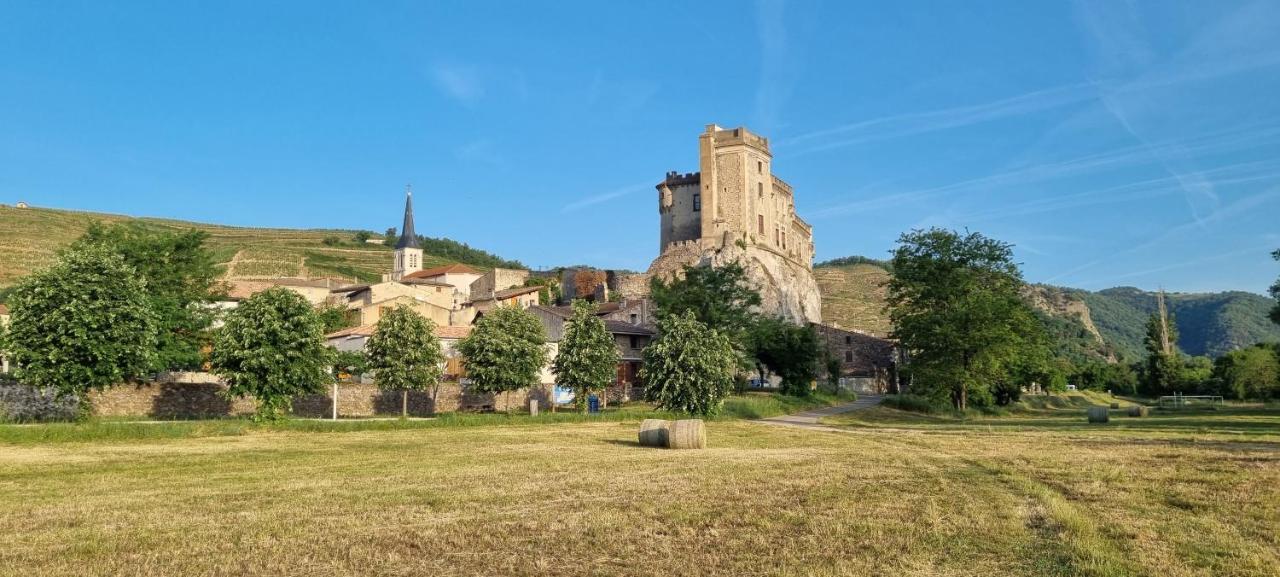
777, 83, 1099, 156
808, 121, 1280, 219
432, 63, 484, 104
562, 182, 650, 213
752, 0, 794, 134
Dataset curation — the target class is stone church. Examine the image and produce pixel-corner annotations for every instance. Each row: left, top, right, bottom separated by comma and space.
628, 124, 822, 324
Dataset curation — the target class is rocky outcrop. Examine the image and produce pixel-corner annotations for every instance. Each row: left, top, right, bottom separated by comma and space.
1023, 285, 1114, 361
635, 237, 822, 325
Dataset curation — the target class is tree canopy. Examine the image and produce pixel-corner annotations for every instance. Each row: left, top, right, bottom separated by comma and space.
210, 287, 333, 420
640, 311, 738, 415
71, 222, 220, 370
458, 306, 547, 402
750, 316, 821, 396
1211, 344, 1279, 400
365, 305, 445, 414
886, 228, 1047, 410
650, 261, 761, 347
1, 244, 158, 402
552, 300, 620, 412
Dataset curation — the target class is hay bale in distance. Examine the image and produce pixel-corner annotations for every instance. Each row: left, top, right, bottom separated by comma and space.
1127, 405, 1149, 417
1087, 407, 1110, 424
638, 419, 671, 447
667, 419, 707, 450
1109, 402, 1120, 409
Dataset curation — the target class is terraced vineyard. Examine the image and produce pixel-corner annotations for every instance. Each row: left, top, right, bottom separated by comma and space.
0, 205, 478, 286
813, 262, 892, 336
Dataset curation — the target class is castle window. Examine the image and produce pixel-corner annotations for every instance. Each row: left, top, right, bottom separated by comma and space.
757, 182, 763, 198
692, 193, 701, 211
757, 161, 763, 174
783, 232, 787, 249
758, 214, 764, 235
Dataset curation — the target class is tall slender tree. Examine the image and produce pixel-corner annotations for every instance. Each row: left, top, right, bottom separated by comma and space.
552, 300, 620, 412
365, 305, 445, 417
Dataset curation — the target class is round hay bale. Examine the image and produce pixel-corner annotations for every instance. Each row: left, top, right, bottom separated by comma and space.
1087, 406, 1110, 424
638, 419, 671, 447
667, 419, 707, 450
1109, 402, 1120, 409
1127, 405, 1149, 417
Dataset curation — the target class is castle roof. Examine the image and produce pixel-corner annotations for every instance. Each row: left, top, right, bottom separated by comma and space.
395, 190, 421, 250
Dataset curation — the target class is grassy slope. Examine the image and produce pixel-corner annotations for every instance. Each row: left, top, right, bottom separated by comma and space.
813, 262, 892, 335
0, 205, 513, 286
2, 398, 1277, 576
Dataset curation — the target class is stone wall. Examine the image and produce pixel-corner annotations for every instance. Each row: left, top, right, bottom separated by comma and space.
89, 373, 555, 419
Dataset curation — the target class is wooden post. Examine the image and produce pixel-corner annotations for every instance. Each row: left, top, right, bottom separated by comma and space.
529, 399, 539, 416
332, 382, 338, 420
402, 390, 408, 418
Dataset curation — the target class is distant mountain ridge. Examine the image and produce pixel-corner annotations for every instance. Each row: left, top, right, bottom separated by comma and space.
0, 205, 520, 288
814, 256, 1280, 360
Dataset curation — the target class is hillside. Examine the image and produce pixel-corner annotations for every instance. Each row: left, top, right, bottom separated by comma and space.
813, 262, 892, 336
815, 256, 1280, 360
0, 205, 520, 287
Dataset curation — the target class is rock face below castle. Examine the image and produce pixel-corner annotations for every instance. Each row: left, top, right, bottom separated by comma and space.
621, 124, 822, 325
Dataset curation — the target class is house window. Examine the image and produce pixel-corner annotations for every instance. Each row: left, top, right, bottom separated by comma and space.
845, 350, 853, 362
758, 214, 764, 235
692, 193, 701, 211
845, 336, 852, 344
629, 335, 639, 349
629, 313, 638, 324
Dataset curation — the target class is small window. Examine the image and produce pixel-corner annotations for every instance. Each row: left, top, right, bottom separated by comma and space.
757, 161, 763, 174
757, 182, 763, 197
692, 193, 701, 211
629, 335, 639, 349
783, 232, 787, 250
844, 350, 853, 362
845, 336, 852, 344
629, 313, 638, 324
758, 214, 764, 235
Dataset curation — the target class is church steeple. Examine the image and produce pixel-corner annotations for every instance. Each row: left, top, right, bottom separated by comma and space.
391, 185, 423, 281
395, 185, 421, 249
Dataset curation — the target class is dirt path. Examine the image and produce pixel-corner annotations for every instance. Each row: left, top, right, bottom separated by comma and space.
758, 394, 883, 429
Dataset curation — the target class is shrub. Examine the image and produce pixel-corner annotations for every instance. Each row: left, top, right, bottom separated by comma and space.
881, 393, 939, 414
0, 381, 82, 423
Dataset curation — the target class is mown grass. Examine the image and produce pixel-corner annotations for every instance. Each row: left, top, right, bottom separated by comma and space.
1, 399, 1277, 577
0, 393, 850, 445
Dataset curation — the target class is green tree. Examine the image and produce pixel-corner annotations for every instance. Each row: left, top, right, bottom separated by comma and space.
353, 230, 371, 243
886, 228, 1046, 410
322, 236, 341, 247
365, 305, 445, 417
750, 316, 821, 396
1270, 249, 1279, 325
1141, 312, 1182, 396
1, 245, 158, 405
332, 350, 368, 382
552, 300, 620, 412
650, 261, 761, 348
71, 222, 220, 370
457, 306, 547, 410
210, 287, 333, 420
316, 302, 351, 334
1212, 344, 1280, 400
384, 227, 397, 242
640, 311, 738, 415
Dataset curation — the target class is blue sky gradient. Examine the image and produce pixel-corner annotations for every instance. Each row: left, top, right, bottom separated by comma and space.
3, 1, 1278, 293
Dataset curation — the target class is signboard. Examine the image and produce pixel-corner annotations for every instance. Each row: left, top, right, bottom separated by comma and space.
553, 386, 574, 405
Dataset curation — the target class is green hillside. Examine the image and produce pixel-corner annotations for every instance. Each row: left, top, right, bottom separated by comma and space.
0, 205, 520, 287
815, 255, 1280, 360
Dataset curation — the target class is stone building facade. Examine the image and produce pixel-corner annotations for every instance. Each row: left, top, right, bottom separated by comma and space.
631, 124, 822, 324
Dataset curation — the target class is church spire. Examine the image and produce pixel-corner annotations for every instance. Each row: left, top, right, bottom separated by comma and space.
395, 184, 421, 249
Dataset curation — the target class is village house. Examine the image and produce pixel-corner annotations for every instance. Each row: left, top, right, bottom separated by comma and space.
529, 301, 656, 403
812, 323, 900, 394
325, 324, 471, 382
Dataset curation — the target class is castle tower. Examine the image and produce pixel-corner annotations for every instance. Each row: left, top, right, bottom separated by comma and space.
391, 186, 422, 281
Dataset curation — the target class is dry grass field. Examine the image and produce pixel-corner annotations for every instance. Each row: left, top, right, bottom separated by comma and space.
2, 398, 1277, 576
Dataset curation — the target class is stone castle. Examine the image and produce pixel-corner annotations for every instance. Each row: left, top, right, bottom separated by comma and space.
633, 124, 823, 324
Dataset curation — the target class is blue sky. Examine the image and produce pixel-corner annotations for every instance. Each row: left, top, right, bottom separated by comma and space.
3, 1, 1279, 293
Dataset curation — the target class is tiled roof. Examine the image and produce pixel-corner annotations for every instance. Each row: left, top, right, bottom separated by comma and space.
403, 263, 481, 279
493, 285, 542, 299
603, 320, 654, 335
326, 323, 473, 340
